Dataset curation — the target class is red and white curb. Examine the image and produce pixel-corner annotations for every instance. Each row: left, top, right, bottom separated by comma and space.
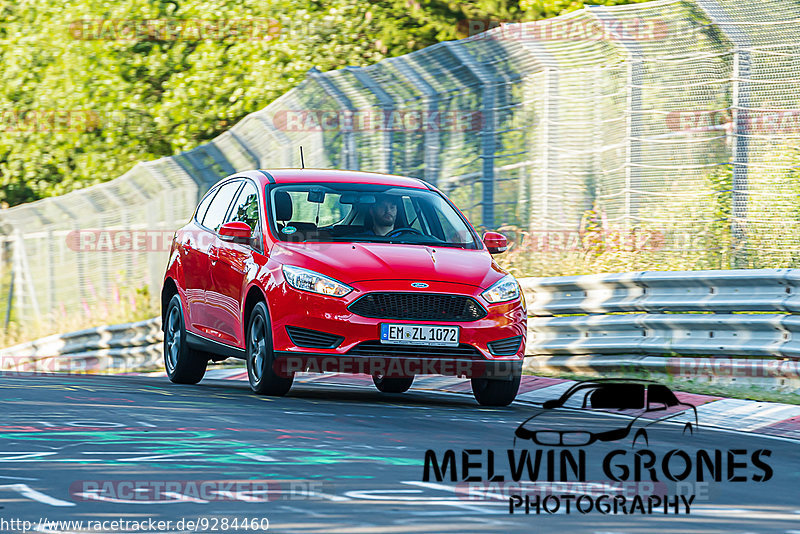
142, 367, 800, 442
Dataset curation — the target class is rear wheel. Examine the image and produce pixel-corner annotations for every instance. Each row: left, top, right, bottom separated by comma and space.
471, 374, 520, 406
247, 301, 293, 396
163, 294, 208, 384
373, 374, 414, 393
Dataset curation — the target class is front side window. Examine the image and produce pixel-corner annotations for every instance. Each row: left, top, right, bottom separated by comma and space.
201, 180, 241, 233
227, 181, 260, 233
268, 183, 479, 249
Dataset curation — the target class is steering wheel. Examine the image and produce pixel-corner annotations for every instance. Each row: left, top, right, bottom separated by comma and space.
387, 227, 424, 238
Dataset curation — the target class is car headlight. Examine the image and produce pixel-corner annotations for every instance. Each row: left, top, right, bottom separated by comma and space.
282, 265, 353, 297
481, 274, 520, 303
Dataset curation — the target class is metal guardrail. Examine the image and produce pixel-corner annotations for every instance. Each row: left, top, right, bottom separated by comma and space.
519, 269, 800, 315
0, 318, 162, 374
2, 269, 800, 381
520, 269, 800, 359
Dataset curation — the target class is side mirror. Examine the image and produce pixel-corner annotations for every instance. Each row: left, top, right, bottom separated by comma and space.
219, 221, 253, 245
483, 232, 508, 254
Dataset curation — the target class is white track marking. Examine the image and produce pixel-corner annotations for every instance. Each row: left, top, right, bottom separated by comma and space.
0, 484, 75, 506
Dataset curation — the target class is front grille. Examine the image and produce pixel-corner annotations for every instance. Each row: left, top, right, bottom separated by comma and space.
348, 341, 482, 359
348, 292, 487, 322
286, 326, 344, 349
487, 335, 523, 356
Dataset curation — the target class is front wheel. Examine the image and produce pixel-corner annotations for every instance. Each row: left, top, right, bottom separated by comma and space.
163, 294, 208, 384
373, 374, 414, 393
247, 301, 293, 396
471, 375, 520, 406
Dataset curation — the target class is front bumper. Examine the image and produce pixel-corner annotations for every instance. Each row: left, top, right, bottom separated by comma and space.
267, 278, 527, 377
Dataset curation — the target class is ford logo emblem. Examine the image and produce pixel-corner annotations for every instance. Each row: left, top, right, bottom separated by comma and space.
411, 282, 429, 288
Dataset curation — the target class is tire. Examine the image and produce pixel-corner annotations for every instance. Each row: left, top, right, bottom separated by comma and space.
471, 374, 521, 406
246, 301, 293, 396
373, 374, 414, 393
163, 294, 208, 384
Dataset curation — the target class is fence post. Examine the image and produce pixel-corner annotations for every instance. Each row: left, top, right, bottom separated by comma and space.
251, 113, 295, 168
391, 57, 441, 185
694, 0, 752, 266
228, 130, 262, 169
731, 47, 751, 267
3, 264, 12, 332
541, 68, 551, 234
442, 42, 496, 228
347, 67, 395, 174
52, 202, 83, 318
12, 230, 40, 323
589, 7, 643, 232
625, 55, 644, 229
308, 67, 359, 171
591, 66, 603, 212
518, 38, 559, 235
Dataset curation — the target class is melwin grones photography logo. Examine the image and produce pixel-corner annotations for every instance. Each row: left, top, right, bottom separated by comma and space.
421, 379, 774, 516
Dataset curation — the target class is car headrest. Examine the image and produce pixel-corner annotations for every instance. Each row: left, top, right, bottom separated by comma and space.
274, 191, 292, 221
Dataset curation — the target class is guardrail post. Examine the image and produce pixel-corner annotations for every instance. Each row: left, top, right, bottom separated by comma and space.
442, 41, 496, 228
308, 67, 360, 171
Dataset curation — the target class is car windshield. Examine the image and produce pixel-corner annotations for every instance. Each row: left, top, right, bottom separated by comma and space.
268, 183, 480, 249
560, 383, 646, 410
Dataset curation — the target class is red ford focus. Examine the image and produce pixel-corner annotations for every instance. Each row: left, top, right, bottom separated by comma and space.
161, 169, 527, 405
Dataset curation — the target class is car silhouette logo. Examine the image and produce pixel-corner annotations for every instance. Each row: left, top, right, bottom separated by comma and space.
514, 379, 698, 448
411, 282, 429, 288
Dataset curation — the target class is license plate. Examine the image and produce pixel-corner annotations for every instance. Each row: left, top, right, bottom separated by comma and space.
380, 324, 459, 346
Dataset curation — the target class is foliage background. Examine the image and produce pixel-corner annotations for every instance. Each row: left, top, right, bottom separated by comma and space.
0, 0, 646, 207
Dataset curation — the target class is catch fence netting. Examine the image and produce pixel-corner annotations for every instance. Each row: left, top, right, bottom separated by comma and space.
1, 0, 799, 325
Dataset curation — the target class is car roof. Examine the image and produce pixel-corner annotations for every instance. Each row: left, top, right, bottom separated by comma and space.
261, 169, 430, 188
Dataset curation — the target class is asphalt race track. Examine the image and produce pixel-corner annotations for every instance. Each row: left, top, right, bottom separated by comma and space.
0, 372, 798, 533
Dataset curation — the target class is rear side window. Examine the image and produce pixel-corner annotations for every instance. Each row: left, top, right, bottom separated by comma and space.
201, 181, 241, 232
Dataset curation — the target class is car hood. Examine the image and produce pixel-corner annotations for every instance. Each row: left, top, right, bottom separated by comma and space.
270, 241, 506, 289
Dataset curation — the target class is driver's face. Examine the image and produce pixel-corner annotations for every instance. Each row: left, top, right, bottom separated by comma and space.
372, 199, 397, 226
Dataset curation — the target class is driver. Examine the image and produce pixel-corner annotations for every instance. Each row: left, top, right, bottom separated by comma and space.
368, 194, 399, 236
